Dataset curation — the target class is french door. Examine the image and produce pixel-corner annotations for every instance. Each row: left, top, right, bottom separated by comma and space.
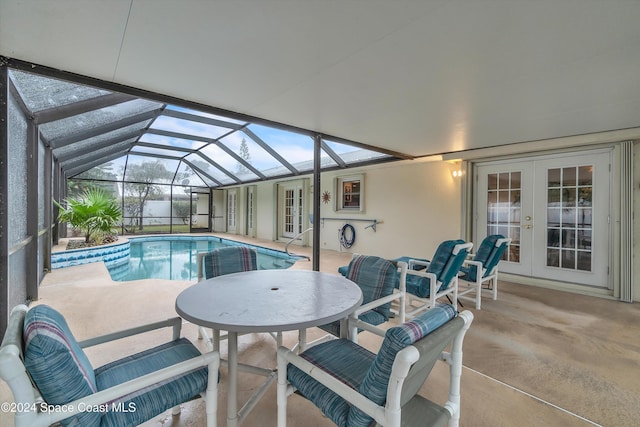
190, 192, 210, 232
475, 150, 611, 288
246, 186, 256, 237
282, 184, 303, 239
227, 189, 237, 233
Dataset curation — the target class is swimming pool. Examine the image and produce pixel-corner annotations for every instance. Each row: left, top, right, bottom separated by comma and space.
107, 236, 302, 281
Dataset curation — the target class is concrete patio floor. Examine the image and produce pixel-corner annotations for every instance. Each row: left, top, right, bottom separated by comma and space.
2, 234, 638, 426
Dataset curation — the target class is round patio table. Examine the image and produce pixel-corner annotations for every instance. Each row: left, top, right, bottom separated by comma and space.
175, 269, 363, 427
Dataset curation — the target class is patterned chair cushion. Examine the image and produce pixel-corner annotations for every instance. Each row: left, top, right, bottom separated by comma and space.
345, 255, 399, 319
348, 304, 458, 427
287, 339, 375, 427
324, 255, 398, 337
95, 338, 209, 427
23, 304, 100, 427
203, 246, 257, 278
318, 310, 386, 337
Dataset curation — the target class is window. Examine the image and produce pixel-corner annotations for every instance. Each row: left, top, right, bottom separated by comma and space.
336, 175, 364, 211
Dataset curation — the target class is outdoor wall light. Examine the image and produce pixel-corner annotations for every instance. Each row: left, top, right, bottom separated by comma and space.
452, 169, 464, 178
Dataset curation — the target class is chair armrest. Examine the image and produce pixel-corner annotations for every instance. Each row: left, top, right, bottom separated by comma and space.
462, 259, 483, 269
41, 351, 219, 427
352, 292, 403, 317
277, 347, 385, 424
78, 317, 183, 348
350, 318, 386, 338
408, 259, 429, 270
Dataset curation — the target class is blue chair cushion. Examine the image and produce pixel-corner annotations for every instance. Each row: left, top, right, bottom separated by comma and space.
460, 235, 505, 282
348, 304, 458, 427
23, 304, 100, 427
287, 339, 375, 427
405, 273, 433, 298
400, 240, 468, 298
318, 321, 342, 337
427, 240, 465, 286
95, 338, 209, 427
203, 246, 257, 278
337, 265, 348, 276
391, 256, 428, 271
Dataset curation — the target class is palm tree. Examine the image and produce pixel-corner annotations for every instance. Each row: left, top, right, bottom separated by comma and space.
56, 188, 122, 244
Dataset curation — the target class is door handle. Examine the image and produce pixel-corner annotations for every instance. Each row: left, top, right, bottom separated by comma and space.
523, 224, 532, 229
525, 216, 532, 221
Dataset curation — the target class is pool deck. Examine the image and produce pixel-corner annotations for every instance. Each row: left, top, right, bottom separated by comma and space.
4, 232, 640, 426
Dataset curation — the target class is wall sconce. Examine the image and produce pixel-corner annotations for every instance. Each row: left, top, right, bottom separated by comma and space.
452, 169, 464, 178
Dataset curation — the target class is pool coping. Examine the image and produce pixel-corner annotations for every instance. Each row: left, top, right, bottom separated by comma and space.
51, 234, 304, 271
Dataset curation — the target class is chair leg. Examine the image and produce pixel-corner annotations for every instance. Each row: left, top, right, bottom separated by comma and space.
212, 329, 221, 352
452, 279, 459, 312
276, 349, 289, 427
298, 329, 306, 353
492, 275, 498, 300
206, 355, 219, 427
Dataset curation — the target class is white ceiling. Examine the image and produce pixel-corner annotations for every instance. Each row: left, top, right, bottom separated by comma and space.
2, 0, 640, 158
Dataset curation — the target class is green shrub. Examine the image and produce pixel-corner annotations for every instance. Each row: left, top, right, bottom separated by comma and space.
56, 188, 122, 244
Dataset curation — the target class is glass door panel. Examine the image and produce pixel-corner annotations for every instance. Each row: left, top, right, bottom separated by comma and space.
476, 150, 610, 288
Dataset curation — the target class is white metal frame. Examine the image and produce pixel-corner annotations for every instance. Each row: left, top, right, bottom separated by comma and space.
458, 238, 511, 309
0, 305, 219, 427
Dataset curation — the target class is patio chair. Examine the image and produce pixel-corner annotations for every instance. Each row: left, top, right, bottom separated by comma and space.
319, 254, 407, 344
457, 235, 511, 309
196, 246, 285, 350
0, 304, 219, 427
197, 245, 258, 281
403, 240, 473, 318
277, 304, 474, 427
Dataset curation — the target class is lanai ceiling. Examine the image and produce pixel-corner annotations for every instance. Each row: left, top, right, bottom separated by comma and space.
2, 0, 640, 163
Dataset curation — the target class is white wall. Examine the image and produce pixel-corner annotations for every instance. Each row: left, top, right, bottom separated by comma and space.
255, 182, 276, 241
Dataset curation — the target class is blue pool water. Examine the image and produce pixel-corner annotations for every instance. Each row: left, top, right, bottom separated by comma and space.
107, 236, 302, 281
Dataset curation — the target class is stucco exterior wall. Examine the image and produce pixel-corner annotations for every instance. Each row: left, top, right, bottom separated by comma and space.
315, 159, 462, 259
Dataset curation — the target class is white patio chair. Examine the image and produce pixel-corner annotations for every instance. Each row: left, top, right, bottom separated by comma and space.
317, 254, 407, 345
458, 235, 511, 309
277, 304, 474, 427
404, 240, 473, 318
196, 246, 285, 351
0, 304, 219, 427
